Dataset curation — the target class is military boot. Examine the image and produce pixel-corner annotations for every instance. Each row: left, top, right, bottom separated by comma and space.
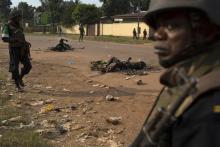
15, 80, 23, 92
19, 75, 25, 87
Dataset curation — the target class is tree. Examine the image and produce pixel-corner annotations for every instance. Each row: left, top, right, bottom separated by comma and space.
100, 0, 130, 17
72, 4, 101, 24
17, 2, 35, 26
60, 0, 77, 26
39, 0, 64, 25
130, 0, 150, 11
100, 0, 150, 17
0, 0, 12, 22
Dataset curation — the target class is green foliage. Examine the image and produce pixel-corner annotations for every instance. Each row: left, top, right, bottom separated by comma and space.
0, 130, 52, 147
60, 1, 76, 26
100, 0, 130, 17
17, 2, 35, 26
39, 0, 64, 24
100, 0, 150, 17
0, 0, 12, 22
72, 4, 102, 24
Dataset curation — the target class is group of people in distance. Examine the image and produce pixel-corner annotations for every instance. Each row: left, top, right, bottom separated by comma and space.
133, 27, 148, 40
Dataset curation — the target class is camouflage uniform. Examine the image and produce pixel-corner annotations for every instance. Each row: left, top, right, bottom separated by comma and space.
1, 11, 32, 90
79, 25, 85, 42
131, 0, 220, 146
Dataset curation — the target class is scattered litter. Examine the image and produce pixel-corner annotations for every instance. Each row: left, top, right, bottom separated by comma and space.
92, 84, 100, 87
6, 83, 12, 86
87, 80, 93, 83
125, 77, 131, 80
89, 91, 94, 94
46, 86, 53, 89
33, 84, 42, 88
99, 85, 106, 88
35, 129, 45, 135
63, 115, 69, 118
106, 117, 122, 125
125, 75, 136, 80
91, 57, 153, 75
0, 134, 2, 138
105, 95, 119, 101
136, 79, 144, 85
40, 120, 55, 128
40, 104, 55, 114
63, 88, 71, 92
8, 93, 13, 97
108, 140, 120, 147
8, 116, 22, 122
30, 101, 44, 106
54, 104, 78, 112
19, 121, 35, 129
61, 122, 72, 132
45, 99, 55, 104
1, 120, 7, 124
57, 125, 68, 134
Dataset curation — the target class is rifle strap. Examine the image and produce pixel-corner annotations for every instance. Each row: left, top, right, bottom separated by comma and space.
175, 70, 220, 117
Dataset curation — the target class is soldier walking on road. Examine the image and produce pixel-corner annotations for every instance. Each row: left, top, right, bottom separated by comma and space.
133, 28, 137, 40
131, 0, 220, 147
79, 24, 85, 42
1, 10, 32, 92
143, 29, 147, 40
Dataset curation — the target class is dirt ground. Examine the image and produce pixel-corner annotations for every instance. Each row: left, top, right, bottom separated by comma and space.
0, 35, 163, 147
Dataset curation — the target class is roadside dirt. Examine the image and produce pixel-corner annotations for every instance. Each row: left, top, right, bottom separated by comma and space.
0, 35, 162, 147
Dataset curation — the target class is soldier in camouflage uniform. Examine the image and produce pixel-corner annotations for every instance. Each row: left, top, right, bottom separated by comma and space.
131, 0, 220, 147
1, 10, 32, 92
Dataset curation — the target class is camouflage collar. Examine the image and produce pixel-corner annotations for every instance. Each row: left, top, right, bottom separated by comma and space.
160, 45, 220, 87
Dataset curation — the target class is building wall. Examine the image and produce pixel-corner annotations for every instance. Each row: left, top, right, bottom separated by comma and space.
61, 22, 149, 37
100, 22, 149, 37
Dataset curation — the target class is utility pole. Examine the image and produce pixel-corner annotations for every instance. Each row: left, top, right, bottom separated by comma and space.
137, 0, 141, 39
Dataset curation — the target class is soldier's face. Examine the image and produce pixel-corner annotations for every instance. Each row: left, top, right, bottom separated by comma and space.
153, 12, 192, 68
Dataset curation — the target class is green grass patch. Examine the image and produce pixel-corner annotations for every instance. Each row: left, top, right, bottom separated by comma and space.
27, 33, 153, 44
87, 35, 152, 44
0, 105, 30, 126
0, 129, 52, 147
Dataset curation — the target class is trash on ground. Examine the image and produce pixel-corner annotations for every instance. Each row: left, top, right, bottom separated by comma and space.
8, 116, 22, 122
136, 79, 144, 85
90, 57, 155, 75
40, 104, 55, 114
105, 95, 120, 101
30, 100, 44, 106
106, 117, 122, 125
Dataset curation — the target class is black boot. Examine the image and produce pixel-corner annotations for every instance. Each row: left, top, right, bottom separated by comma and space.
15, 80, 23, 92
19, 75, 25, 87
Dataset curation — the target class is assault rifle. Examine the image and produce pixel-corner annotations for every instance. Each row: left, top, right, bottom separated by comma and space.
130, 68, 197, 147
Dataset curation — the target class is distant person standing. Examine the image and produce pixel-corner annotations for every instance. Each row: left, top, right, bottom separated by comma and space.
138, 27, 141, 39
133, 28, 137, 40
58, 26, 62, 36
79, 25, 85, 42
143, 29, 147, 40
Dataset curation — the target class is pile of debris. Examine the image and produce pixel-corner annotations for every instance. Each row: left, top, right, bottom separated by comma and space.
49, 38, 74, 52
90, 57, 153, 75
